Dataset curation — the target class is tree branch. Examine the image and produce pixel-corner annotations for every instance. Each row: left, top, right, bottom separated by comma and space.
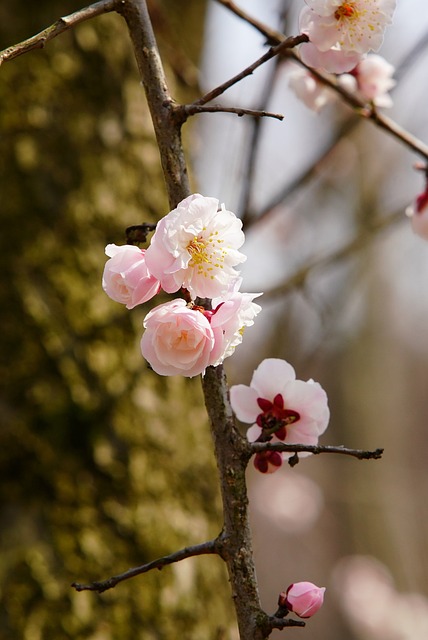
250, 442, 384, 463
0, 0, 120, 65
71, 539, 220, 593
182, 104, 284, 121
192, 34, 308, 108
202, 365, 269, 640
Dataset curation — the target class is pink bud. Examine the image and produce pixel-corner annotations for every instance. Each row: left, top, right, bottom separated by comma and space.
283, 581, 325, 618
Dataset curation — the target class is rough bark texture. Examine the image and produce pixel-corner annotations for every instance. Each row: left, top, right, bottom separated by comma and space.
118, 0, 190, 208
119, 2, 268, 636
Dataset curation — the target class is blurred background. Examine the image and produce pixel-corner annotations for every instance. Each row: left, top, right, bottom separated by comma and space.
1, 0, 428, 638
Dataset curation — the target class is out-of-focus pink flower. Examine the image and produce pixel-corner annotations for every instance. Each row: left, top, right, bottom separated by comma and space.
140, 299, 215, 377
145, 194, 246, 300
300, 1, 396, 55
354, 54, 395, 106
299, 41, 362, 73
280, 581, 326, 618
209, 291, 262, 365
102, 244, 161, 309
406, 184, 428, 241
288, 65, 335, 112
230, 358, 329, 473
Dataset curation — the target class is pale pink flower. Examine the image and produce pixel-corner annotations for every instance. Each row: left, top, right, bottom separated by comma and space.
140, 299, 215, 377
145, 194, 246, 299
300, 1, 396, 55
280, 582, 326, 618
299, 41, 362, 73
354, 54, 395, 106
406, 185, 428, 241
230, 358, 329, 474
288, 65, 335, 112
208, 291, 262, 365
102, 244, 161, 309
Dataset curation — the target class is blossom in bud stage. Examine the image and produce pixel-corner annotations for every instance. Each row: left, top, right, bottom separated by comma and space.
280, 582, 326, 618
102, 244, 161, 309
288, 65, 335, 112
354, 54, 395, 106
300, 1, 396, 55
145, 194, 246, 300
299, 41, 362, 73
140, 299, 215, 377
230, 358, 329, 474
406, 184, 428, 241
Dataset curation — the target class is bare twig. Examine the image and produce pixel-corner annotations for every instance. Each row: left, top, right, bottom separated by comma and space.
192, 35, 308, 108
262, 208, 404, 302
0, 0, 120, 65
71, 539, 220, 593
215, 0, 286, 45
182, 104, 284, 121
250, 442, 384, 461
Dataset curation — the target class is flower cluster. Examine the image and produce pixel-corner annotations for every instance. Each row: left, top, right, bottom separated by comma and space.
102, 194, 261, 377
230, 358, 329, 474
288, 1, 396, 112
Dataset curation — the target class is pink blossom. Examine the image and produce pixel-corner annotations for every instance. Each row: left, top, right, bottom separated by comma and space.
354, 54, 395, 106
230, 358, 329, 474
406, 185, 428, 241
299, 41, 362, 73
300, 1, 396, 55
102, 244, 161, 309
280, 581, 326, 618
209, 291, 262, 365
288, 64, 335, 112
140, 299, 215, 377
145, 194, 246, 299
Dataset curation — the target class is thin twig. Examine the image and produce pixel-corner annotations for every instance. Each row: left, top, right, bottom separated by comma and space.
192, 35, 308, 108
250, 442, 384, 461
182, 104, 284, 120
215, 0, 286, 45
71, 539, 220, 593
262, 208, 404, 302
0, 0, 120, 65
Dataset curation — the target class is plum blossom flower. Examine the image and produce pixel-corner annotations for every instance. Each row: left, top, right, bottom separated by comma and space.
102, 244, 161, 309
279, 582, 326, 618
140, 299, 215, 377
288, 64, 335, 112
208, 290, 262, 366
299, 41, 362, 73
145, 194, 246, 299
354, 54, 395, 106
300, 1, 396, 55
406, 182, 428, 241
230, 358, 329, 474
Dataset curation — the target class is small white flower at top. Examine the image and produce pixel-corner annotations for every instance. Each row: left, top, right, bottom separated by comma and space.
301, 0, 397, 55
145, 193, 246, 300
230, 358, 329, 473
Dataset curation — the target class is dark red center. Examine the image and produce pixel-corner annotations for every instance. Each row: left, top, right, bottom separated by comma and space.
256, 393, 300, 441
